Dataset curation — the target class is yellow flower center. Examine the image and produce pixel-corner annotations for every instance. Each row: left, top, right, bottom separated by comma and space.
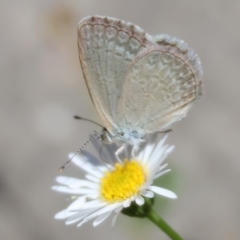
100, 159, 146, 202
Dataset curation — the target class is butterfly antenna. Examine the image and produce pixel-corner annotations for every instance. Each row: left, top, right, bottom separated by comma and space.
59, 131, 107, 172
74, 115, 104, 128
157, 129, 172, 134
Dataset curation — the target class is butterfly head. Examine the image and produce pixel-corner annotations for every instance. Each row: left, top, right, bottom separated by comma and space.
112, 129, 145, 146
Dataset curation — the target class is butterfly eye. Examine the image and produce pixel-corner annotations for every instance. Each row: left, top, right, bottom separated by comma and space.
118, 131, 124, 136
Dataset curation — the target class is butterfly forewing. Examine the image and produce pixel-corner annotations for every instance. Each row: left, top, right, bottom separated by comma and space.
78, 16, 154, 134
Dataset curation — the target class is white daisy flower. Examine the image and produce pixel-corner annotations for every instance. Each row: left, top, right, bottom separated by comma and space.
52, 133, 176, 227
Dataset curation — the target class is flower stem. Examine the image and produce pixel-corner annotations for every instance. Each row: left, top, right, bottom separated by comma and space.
146, 209, 183, 240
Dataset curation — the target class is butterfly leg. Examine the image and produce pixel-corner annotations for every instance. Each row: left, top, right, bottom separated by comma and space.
115, 144, 125, 162
131, 144, 140, 158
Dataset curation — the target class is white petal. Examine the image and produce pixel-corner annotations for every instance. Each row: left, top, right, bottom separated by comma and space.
158, 163, 168, 172
144, 179, 153, 187
142, 144, 154, 163
87, 193, 99, 199
111, 208, 122, 228
137, 149, 144, 160
157, 133, 168, 147
93, 211, 112, 226
65, 212, 89, 225
67, 196, 86, 211
69, 153, 103, 178
148, 145, 168, 167
148, 164, 168, 178
77, 219, 88, 227
56, 176, 81, 186
91, 203, 121, 217
98, 165, 110, 172
135, 195, 145, 206
141, 190, 154, 198
155, 146, 174, 164
55, 209, 76, 219
85, 174, 99, 183
148, 186, 177, 199
149, 134, 168, 158
66, 208, 98, 225
84, 203, 121, 221
56, 176, 98, 189
66, 213, 88, 225
123, 199, 131, 208
165, 145, 175, 154
153, 169, 171, 179
81, 200, 107, 210
52, 186, 97, 195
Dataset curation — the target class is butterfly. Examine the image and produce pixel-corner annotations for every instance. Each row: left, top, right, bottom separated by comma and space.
77, 15, 203, 146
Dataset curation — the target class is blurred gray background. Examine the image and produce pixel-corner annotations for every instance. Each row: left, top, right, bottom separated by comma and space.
1, 0, 240, 239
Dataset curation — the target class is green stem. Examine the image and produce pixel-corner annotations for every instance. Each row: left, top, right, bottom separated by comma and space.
146, 209, 183, 240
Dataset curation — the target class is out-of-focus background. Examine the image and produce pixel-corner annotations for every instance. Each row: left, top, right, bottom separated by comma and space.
1, 1, 240, 239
